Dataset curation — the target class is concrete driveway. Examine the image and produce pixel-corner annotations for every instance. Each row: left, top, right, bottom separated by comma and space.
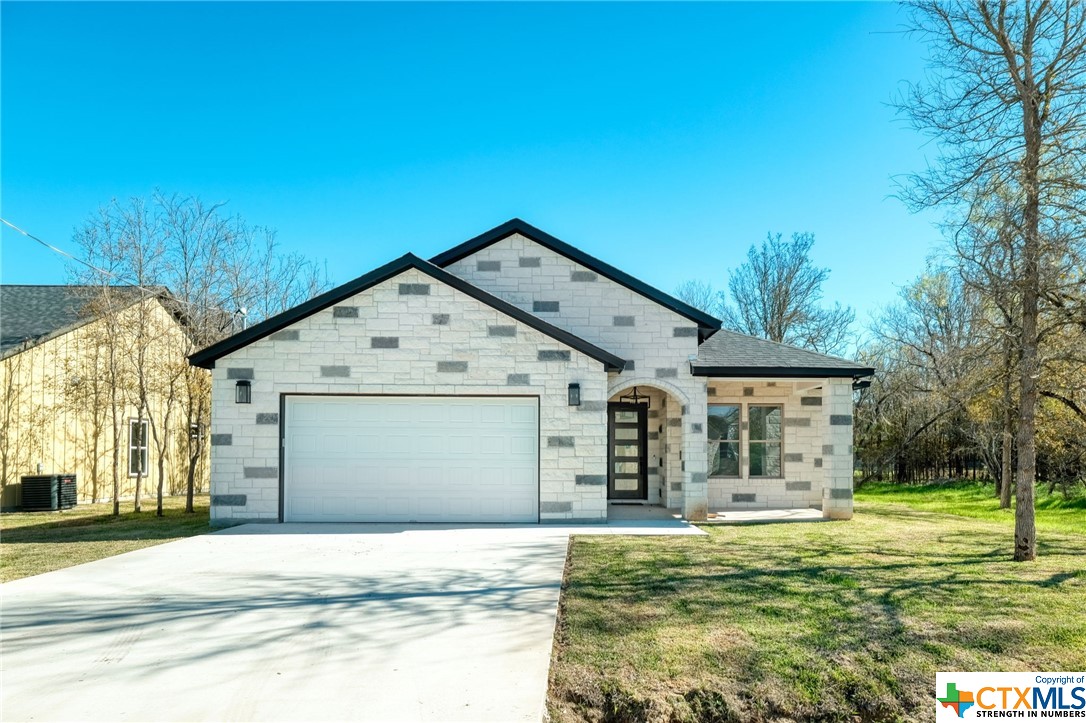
1, 520, 701, 722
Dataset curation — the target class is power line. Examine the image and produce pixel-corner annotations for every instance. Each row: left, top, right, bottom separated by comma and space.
0, 216, 242, 318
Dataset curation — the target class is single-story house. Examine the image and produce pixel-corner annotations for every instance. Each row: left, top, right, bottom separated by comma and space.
190, 220, 873, 525
1, 285, 207, 507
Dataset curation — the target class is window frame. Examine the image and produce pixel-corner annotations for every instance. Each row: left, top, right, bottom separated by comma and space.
747, 404, 784, 478
128, 418, 149, 477
707, 403, 742, 478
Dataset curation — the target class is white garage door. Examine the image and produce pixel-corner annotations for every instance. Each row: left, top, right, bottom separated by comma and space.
284, 396, 539, 523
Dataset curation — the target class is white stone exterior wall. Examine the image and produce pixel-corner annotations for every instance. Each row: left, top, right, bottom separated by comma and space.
208, 267, 609, 525
445, 233, 710, 519
705, 379, 854, 518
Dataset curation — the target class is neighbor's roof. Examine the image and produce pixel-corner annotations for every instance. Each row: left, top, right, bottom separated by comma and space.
692, 329, 874, 378
0, 285, 146, 359
188, 253, 628, 371
430, 219, 723, 340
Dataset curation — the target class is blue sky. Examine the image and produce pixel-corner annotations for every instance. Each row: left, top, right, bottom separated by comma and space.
1, 1, 942, 330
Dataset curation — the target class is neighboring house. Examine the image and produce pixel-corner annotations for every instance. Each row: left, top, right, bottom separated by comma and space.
190, 220, 873, 526
0, 285, 208, 507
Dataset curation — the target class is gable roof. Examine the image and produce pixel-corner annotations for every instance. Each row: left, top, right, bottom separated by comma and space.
692, 329, 874, 378
0, 285, 147, 359
430, 219, 723, 340
188, 253, 627, 371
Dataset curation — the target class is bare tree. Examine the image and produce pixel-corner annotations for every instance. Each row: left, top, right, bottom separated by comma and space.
70, 192, 331, 514
719, 232, 855, 355
899, 0, 1086, 561
674, 280, 720, 316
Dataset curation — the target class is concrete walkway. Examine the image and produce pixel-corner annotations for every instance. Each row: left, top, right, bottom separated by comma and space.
0, 519, 700, 722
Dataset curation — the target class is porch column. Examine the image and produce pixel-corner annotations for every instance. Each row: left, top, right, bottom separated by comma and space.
681, 394, 709, 522
822, 378, 855, 519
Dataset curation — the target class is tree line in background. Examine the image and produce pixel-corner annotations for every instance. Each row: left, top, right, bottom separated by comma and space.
678, 1, 1086, 562
66, 192, 330, 516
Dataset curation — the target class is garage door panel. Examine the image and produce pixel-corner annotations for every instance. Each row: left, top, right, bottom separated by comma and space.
285, 396, 539, 523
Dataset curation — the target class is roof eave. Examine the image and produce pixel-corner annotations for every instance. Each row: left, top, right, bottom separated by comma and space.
430, 219, 723, 334
691, 365, 875, 379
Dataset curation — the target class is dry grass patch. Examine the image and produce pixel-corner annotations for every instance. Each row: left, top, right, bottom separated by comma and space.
0, 495, 210, 582
548, 503, 1086, 722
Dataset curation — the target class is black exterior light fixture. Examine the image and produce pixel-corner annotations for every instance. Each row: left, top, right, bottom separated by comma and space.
235, 380, 252, 404
619, 386, 650, 408
568, 383, 581, 406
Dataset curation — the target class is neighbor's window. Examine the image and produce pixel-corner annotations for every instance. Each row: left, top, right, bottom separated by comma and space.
707, 404, 741, 477
129, 419, 149, 477
748, 405, 782, 477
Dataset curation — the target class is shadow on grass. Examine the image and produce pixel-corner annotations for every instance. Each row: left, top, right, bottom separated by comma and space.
0, 508, 210, 543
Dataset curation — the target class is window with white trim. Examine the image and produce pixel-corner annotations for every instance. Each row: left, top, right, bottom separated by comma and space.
129, 419, 149, 476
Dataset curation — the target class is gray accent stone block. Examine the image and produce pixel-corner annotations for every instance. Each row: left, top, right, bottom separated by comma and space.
533, 301, 559, 312
830, 414, 853, 425
269, 330, 300, 341
814, 458, 823, 468
691, 472, 707, 484
743, 386, 754, 396
244, 467, 278, 479
732, 493, 757, 503
371, 337, 399, 348
538, 350, 570, 361
670, 482, 682, 491
655, 367, 678, 378
477, 260, 501, 272
320, 365, 350, 377
506, 373, 530, 385
648, 409, 660, 419
673, 327, 698, 337
487, 325, 516, 337
227, 367, 254, 380
786, 481, 812, 491
432, 313, 450, 325
681, 405, 689, 415
648, 432, 659, 440
826, 488, 853, 500
519, 256, 541, 268
822, 444, 835, 455
624, 360, 635, 370
211, 494, 247, 506
210, 434, 232, 446
577, 401, 606, 412
784, 453, 804, 462
613, 315, 635, 326
256, 413, 279, 425
398, 283, 430, 295
707, 387, 717, 396
570, 270, 597, 282
575, 475, 606, 486
547, 436, 575, 448
691, 423, 703, 433
784, 417, 811, 427
667, 418, 682, 427
437, 361, 468, 372
333, 306, 359, 318
801, 396, 822, 406
541, 501, 573, 513
767, 382, 777, 387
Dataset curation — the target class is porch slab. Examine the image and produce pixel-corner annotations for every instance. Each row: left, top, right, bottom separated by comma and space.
704, 508, 825, 524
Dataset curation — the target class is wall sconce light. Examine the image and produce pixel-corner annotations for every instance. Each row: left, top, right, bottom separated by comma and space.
568, 383, 581, 406
235, 380, 251, 404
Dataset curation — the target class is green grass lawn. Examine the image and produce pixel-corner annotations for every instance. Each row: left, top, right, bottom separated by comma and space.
855, 480, 1085, 535
0, 495, 210, 583
548, 499, 1086, 722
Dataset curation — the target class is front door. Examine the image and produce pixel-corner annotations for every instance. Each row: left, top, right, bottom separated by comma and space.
608, 402, 648, 500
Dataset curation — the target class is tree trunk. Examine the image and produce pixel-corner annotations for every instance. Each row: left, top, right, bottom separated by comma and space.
1013, 88, 1041, 562
1000, 341, 1014, 509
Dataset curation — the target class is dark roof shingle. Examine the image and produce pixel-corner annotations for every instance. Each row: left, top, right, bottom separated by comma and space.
0, 285, 142, 357
692, 329, 874, 378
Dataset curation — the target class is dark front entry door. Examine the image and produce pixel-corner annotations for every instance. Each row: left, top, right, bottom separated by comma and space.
608, 402, 648, 500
